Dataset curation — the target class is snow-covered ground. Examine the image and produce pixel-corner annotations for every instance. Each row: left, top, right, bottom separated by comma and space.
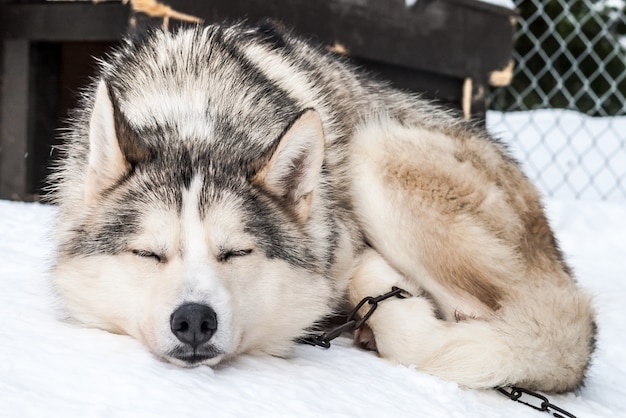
488, 109, 626, 203
405, 0, 514, 9
1, 109, 625, 416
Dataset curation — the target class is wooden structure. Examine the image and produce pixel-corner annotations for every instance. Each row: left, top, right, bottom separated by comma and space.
0, 0, 515, 200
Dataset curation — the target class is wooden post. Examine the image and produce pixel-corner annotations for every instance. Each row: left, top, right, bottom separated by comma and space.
0, 39, 31, 200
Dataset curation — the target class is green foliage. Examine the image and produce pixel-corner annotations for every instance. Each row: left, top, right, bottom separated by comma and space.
491, 0, 626, 116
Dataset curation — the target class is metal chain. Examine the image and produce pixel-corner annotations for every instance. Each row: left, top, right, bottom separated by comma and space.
497, 386, 577, 418
298, 286, 411, 348
299, 288, 578, 418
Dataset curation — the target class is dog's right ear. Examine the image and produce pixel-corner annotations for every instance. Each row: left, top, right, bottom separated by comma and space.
85, 80, 148, 204
253, 109, 325, 223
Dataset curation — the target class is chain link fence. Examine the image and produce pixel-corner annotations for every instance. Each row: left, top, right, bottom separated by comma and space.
487, 0, 626, 202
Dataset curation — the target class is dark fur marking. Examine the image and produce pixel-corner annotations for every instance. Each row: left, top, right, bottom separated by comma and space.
62, 206, 141, 257
255, 19, 288, 50
242, 189, 319, 271
107, 84, 151, 165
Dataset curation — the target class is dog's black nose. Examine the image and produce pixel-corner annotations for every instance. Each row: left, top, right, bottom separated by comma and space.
170, 303, 218, 348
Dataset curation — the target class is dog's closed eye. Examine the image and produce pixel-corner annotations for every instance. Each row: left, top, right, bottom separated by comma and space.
131, 249, 164, 263
217, 249, 253, 263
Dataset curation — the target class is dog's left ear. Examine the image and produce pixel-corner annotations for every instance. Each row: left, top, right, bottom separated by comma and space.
85, 80, 149, 205
253, 109, 325, 222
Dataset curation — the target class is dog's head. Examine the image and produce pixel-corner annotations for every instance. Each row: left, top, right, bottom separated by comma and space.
52, 77, 344, 366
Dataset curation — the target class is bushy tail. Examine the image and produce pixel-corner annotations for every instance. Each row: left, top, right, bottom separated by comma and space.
367, 289, 595, 393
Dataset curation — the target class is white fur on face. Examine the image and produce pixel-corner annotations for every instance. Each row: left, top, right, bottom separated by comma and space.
142, 174, 236, 366
54, 171, 337, 367
135, 173, 327, 365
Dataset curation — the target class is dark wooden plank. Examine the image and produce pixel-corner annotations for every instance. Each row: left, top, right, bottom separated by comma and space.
353, 56, 464, 106
0, 0, 512, 199
29, 42, 61, 196
0, 0, 514, 78
0, 2, 130, 41
0, 39, 30, 200
167, 0, 514, 80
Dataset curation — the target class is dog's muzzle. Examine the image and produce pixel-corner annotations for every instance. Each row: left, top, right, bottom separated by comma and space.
168, 303, 221, 365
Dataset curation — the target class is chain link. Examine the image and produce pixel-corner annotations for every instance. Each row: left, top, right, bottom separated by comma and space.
300, 289, 578, 418
497, 386, 577, 418
298, 286, 411, 348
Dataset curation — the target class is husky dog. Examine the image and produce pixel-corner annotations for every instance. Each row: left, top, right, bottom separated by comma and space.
50, 22, 595, 393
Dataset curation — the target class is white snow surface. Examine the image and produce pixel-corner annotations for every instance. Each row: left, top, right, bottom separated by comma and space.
1, 109, 625, 416
1, 201, 625, 416
474, 0, 515, 8
487, 110, 626, 203
405, 0, 515, 9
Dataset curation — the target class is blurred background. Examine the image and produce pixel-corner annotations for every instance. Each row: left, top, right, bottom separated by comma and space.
488, 0, 626, 202
1, 0, 624, 202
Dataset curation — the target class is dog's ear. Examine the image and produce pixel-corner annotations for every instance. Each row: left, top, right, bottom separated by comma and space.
85, 80, 148, 204
254, 109, 325, 222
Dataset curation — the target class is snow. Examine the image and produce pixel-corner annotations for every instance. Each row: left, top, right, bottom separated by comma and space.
2, 109, 625, 416
474, 0, 515, 8
405, 0, 515, 9
487, 109, 626, 203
